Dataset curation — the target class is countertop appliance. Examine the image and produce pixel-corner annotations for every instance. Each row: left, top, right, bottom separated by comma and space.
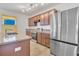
50, 7, 78, 56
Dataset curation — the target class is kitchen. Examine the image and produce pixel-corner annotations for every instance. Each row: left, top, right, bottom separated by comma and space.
26, 3, 79, 56
0, 3, 79, 56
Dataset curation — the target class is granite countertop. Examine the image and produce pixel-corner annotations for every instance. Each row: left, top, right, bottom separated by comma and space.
0, 34, 32, 46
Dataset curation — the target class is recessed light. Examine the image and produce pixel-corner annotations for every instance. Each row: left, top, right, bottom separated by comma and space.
18, 5, 26, 9
28, 8, 31, 10
22, 9, 25, 13
32, 5, 35, 8
26, 8, 31, 12
41, 3, 45, 6
26, 9, 29, 12
35, 4, 38, 7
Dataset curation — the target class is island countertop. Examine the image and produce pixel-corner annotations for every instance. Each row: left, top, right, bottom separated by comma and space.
0, 33, 31, 56
0, 34, 32, 46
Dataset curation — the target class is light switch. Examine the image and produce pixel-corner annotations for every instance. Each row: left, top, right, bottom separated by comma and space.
15, 47, 21, 52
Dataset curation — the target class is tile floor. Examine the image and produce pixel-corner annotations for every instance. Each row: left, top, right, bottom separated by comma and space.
30, 39, 53, 56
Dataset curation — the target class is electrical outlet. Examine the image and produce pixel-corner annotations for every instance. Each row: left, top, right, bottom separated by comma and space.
15, 47, 21, 52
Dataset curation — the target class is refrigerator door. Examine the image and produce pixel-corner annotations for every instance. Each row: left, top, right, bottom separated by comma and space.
67, 7, 78, 44
50, 10, 58, 39
61, 10, 67, 41
65, 43, 77, 56
61, 7, 78, 44
50, 40, 56, 55
50, 39, 77, 56
50, 40, 60, 56
59, 42, 66, 56
59, 42, 77, 56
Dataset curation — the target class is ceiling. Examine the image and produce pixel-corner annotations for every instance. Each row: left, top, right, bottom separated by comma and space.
0, 3, 59, 16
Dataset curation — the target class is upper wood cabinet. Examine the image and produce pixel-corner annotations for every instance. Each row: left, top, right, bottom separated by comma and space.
35, 16, 40, 22
28, 17, 35, 26
44, 12, 49, 25
40, 14, 45, 25
40, 12, 49, 25
28, 18, 32, 26
33, 16, 37, 22
31, 17, 34, 26
28, 11, 51, 26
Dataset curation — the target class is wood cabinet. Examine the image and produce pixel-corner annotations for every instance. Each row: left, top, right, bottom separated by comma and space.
35, 16, 40, 22
37, 32, 50, 48
28, 18, 31, 26
44, 13, 49, 25
40, 14, 45, 25
37, 32, 42, 44
40, 13, 49, 25
28, 17, 35, 26
28, 11, 50, 26
0, 39, 30, 56
45, 33, 50, 47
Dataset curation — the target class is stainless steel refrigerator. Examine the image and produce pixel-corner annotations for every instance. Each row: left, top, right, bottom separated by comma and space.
50, 7, 78, 56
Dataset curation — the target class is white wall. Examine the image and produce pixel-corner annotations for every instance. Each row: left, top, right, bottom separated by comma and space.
0, 9, 27, 42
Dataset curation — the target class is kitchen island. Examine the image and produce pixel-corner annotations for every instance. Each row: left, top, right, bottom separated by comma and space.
0, 35, 31, 56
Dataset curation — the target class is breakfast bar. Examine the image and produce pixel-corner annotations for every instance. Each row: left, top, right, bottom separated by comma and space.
0, 34, 31, 56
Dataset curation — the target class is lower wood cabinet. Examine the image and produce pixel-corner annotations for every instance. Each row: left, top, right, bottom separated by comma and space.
37, 32, 50, 48
0, 39, 30, 56
37, 32, 42, 44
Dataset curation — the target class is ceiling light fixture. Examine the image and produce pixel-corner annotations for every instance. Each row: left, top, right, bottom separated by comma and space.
41, 3, 45, 6
28, 8, 31, 10
26, 9, 29, 12
35, 4, 38, 7
18, 5, 26, 9
32, 5, 35, 8
26, 7, 31, 12
22, 9, 25, 13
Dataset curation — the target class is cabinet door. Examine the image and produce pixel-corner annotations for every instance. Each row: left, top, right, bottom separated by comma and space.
28, 18, 31, 26
40, 14, 45, 25
44, 13, 49, 25
37, 16, 40, 22
45, 33, 50, 47
41, 33, 50, 47
41, 33, 45, 45
32, 17, 35, 26
37, 33, 42, 44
